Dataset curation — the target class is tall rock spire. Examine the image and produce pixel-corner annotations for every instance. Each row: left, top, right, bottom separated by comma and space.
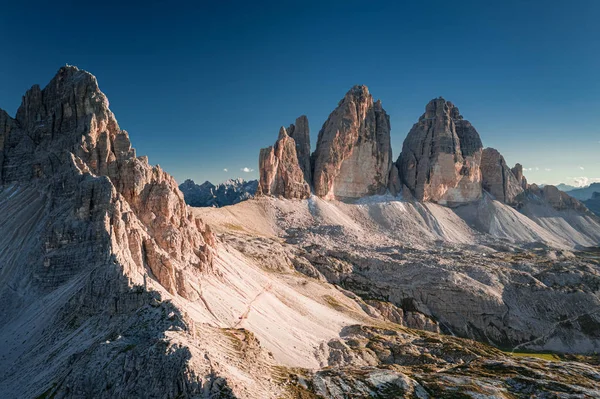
311, 85, 392, 200
0, 65, 215, 299
287, 115, 312, 185
257, 125, 311, 199
397, 98, 483, 205
480, 148, 524, 204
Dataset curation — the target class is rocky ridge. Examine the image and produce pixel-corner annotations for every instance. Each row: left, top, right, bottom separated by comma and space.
179, 178, 258, 207
2, 67, 600, 398
255, 92, 593, 220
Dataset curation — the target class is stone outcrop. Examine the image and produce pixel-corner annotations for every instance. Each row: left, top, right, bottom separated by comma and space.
0, 66, 215, 299
480, 148, 524, 204
525, 184, 589, 212
257, 126, 311, 199
511, 163, 528, 189
312, 85, 392, 200
397, 98, 483, 205
286, 115, 312, 184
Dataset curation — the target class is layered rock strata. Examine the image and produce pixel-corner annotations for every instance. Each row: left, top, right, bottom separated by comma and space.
286, 115, 312, 184
312, 85, 392, 200
0, 66, 215, 299
397, 98, 483, 205
480, 148, 524, 204
257, 126, 311, 199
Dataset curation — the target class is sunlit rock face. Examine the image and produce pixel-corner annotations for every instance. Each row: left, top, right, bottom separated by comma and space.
286, 115, 312, 185
397, 98, 483, 206
480, 147, 524, 205
257, 125, 311, 199
0, 66, 215, 299
312, 85, 392, 200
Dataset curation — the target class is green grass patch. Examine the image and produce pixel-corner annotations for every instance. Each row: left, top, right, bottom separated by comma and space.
505, 351, 561, 361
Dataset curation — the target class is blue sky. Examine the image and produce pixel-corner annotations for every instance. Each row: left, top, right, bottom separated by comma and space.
1, 1, 599, 186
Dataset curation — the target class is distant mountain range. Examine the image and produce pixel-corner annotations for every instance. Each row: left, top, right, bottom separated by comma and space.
179, 178, 258, 207
555, 183, 579, 192
561, 182, 600, 201
584, 192, 600, 217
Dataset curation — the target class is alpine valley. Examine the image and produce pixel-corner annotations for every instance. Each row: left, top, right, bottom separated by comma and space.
1, 67, 600, 399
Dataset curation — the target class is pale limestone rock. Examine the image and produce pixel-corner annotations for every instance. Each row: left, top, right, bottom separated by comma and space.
0, 66, 214, 299
258, 126, 311, 199
312, 85, 392, 200
397, 98, 483, 206
480, 148, 523, 204
286, 115, 312, 184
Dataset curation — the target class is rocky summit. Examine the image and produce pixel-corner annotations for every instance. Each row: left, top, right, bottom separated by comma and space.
2, 67, 600, 399
286, 115, 312, 184
397, 98, 483, 206
312, 85, 392, 200
257, 125, 311, 199
481, 147, 524, 204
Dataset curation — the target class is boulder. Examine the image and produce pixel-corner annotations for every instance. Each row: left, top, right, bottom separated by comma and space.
480, 148, 523, 204
312, 85, 392, 200
397, 98, 483, 205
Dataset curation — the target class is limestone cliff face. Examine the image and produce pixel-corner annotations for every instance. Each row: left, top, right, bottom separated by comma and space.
312, 85, 392, 200
397, 98, 483, 205
257, 126, 311, 199
480, 148, 524, 205
0, 66, 214, 300
286, 115, 312, 184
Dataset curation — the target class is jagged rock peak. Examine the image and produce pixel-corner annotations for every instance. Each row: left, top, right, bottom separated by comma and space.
480, 148, 524, 204
179, 178, 257, 207
258, 120, 311, 199
397, 98, 483, 205
286, 115, 311, 184
511, 163, 528, 189
0, 65, 215, 299
312, 85, 392, 199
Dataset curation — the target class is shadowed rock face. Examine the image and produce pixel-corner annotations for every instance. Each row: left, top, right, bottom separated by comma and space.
258, 126, 311, 199
397, 98, 483, 205
511, 163, 528, 189
0, 66, 215, 299
286, 115, 312, 185
312, 85, 392, 200
481, 147, 524, 204
524, 183, 590, 212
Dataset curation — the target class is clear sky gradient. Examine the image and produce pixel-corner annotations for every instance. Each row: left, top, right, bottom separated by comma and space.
1, 1, 598, 186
